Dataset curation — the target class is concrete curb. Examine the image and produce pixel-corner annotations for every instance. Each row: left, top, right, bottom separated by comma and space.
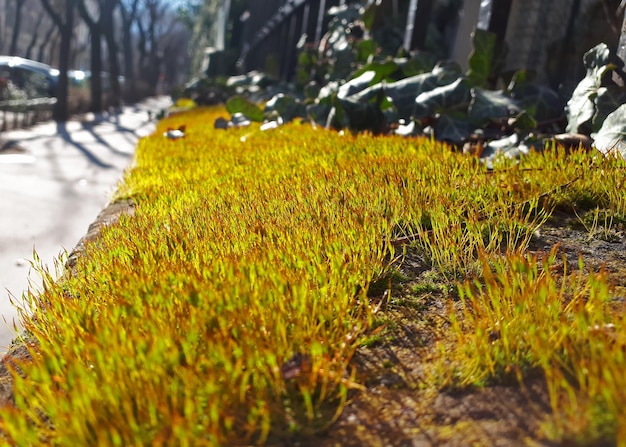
0, 198, 135, 407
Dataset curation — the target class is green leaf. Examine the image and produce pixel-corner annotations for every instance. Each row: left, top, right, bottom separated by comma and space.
566, 43, 618, 134
264, 94, 305, 123
349, 60, 400, 87
468, 88, 520, 124
592, 103, 626, 157
349, 64, 462, 119
511, 84, 564, 123
338, 97, 387, 133
508, 110, 537, 132
362, 2, 378, 30
593, 86, 626, 131
466, 29, 496, 88
398, 52, 437, 77
338, 70, 381, 99
505, 69, 536, 93
433, 115, 473, 143
566, 79, 599, 134
356, 39, 378, 63
414, 78, 471, 119
297, 51, 313, 67
303, 81, 321, 99
328, 95, 350, 130
317, 81, 340, 100
225, 95, 264, 122
306, 102, 332, 127
479, 133, 528, 169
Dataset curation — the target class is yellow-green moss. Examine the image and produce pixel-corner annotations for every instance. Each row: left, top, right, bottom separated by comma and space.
1, 107, 625, 445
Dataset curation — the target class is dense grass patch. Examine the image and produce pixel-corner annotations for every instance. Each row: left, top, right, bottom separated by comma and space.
1, 107, 625, 444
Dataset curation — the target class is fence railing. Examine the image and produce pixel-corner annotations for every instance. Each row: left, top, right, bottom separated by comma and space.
237, 0, 344, 80
236, 0, 439, 82
0, 97, 56, 131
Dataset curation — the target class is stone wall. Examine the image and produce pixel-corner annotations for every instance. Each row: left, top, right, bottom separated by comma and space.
504, 0, 575, 80
502, 0, 617, 91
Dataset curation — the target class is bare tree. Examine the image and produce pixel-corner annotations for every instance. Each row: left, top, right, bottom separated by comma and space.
9, 0, 28, 55
102, 0, 121, 107
136, 0, 167, 95
76, 0, 121, 111
119, 0, 140, 85
159, 20, 190, 88
25, 13, 45, 59
37, 23, 57, 63
77, 0, 105, 111
145, 0, 192, 92
136, 15, 147, 80
40, 0, 77, 121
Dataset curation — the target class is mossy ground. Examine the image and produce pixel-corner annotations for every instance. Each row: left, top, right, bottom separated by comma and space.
305, 218, 626, 447
1, 106, 625, 446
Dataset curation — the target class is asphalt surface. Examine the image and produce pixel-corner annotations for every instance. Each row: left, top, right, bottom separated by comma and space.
0, 97, 172, 354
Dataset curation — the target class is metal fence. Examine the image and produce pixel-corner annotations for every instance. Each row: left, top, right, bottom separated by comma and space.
237, 0, 347, 80
234, 0, 618, 89
0, 97, 56, 131
235, 0, 455, 82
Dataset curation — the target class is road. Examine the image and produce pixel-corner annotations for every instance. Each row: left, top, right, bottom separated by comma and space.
0, 97, 171, 354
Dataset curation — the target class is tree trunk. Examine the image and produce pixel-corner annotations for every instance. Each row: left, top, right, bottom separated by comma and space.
77, 0, 104, 112
617, 3, 626, 87
102, 0, 121, 108
9, 0, 27, 56
56, 0, 76, 121
136, 19, 148, 82
38, 24, 56, 62
40, 0, 76, 121
25, 13, 45, 59
120, 0, 139, 83
89, 27, 104, 111
146, 0, 162, 95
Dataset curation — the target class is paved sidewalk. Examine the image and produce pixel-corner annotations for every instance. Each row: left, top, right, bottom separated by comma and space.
0, 97, 172, 353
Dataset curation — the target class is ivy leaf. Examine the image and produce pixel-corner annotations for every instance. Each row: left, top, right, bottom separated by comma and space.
264, 94, 305, 122
349, 60, 400, 88
398, 52, 437, 77
414, 78, 471, 119
226, 95, 264, 122
338, 97, 387, 133
478, 133, 537, 169
505, 69, 536, 93
566, 79, 599, 134
468, 88, 520, 124
508, 110, 537, 132
348, 62, 461, 119
306, 101, 332, 127
566, 43, 616, 134
466, 29, 496, 88
355, 39, 378, 63
512, 84, 565, 123
362, 1, 378, 30
593, 86, 626, 131
592, 103, 626, 157
433, 114, 473, 143
338, 71, 377, 99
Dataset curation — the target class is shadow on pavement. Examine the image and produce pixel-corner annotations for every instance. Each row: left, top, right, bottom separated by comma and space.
55, 121, 115, 169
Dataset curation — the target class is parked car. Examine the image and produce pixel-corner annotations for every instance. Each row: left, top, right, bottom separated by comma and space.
0, 56, 59, 99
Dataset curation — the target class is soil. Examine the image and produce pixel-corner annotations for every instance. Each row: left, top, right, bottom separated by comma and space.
299, 210, 626, 447
0, 196, 624, 446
